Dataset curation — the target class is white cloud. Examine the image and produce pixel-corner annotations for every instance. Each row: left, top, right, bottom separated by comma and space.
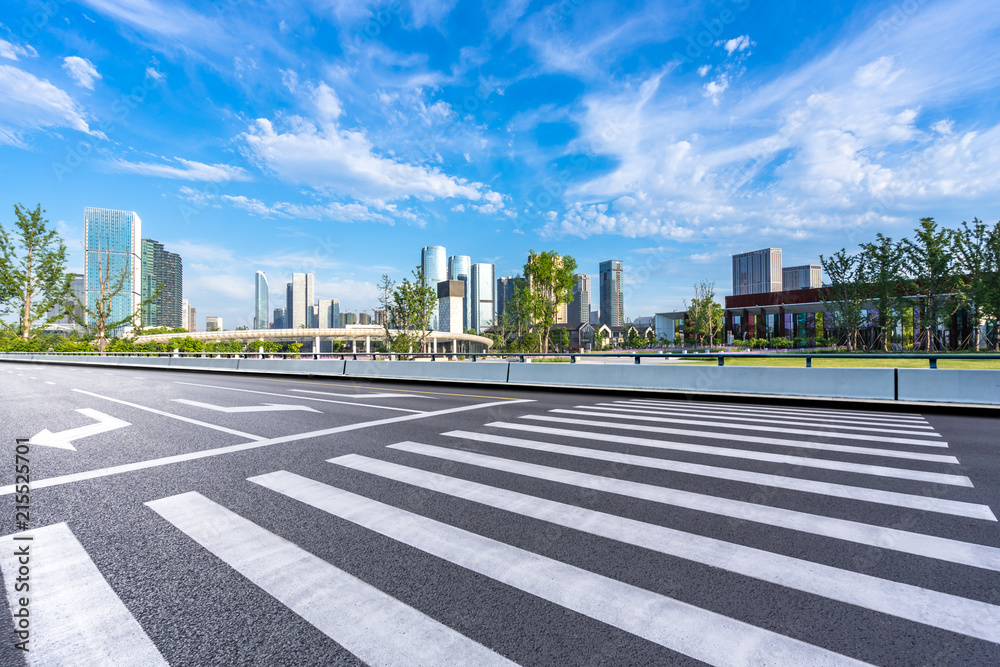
109, 157, 251, 182
0, 64, 104, 146
145, 67, 166, 82
720, 34, 753, 55
0, 39, 36, 61
703, 75, 729, 105
63, 56, 101, 89
241, 82, 504, 206
697, 64, 711, 77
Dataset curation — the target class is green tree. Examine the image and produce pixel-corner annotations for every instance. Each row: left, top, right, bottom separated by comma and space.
860, 233, 906, 351
981, 221, 1000, 351
820, 248, 868, 351
594, 327, 607, 351
381, 266, 436, 354
0, 204, 73, 339
953, 218, 993, 350
901, 217, 959, 352
523, 250, 577, 353
552, 326, 570, 352
685, 281, 724, 347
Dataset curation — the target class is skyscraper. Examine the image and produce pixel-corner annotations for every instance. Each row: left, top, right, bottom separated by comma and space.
599, 260, 624, 327
182, 298, 190, 330
84, 207, 142, 333
272, 308, 284, 330
496, 276, 517, 321
317, 298, 340, 327
140, 238, 182, 329
568, 273, 591, 325
732, 248, 783, 295
421, 246, 446, 329
470, 263, 495, 333
448, 254, 471, 331
288, 272, 315, 328
254, 271, 269, 330
206, 316, 222, 331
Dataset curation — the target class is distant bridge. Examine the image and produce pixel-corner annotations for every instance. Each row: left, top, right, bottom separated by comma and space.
134, 325, 493, 353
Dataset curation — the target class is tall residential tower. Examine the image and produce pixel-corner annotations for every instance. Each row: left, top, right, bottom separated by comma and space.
599, 260, 624, 327
254, 271, 269, 329
84, 207, 142, 333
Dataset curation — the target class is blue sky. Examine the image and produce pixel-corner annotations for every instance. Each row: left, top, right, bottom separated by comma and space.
2, 0, 999, 329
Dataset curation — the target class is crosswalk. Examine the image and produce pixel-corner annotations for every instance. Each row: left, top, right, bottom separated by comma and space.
3, 397, 998, 664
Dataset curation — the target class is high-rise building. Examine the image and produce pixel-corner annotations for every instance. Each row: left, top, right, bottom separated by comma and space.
732, 248, 783, 296
287, 273, 315, 328
317, 299, 340, 327
470, 263, 494, 333
448, 254, 471, 331
421, 245, 446, 329
599, 260, 624, 327
84, 207, 142, 333
782, 264, 822, 291
374, 309, 386, 325
182, 298, 190, 330
188, 305, 196, 331
568, 273, 591, 325
437, 280, 465, 333
254, 271, 269, 330
495, 276, 517, 321
342, 312, 357, 326
359, 312, 371, 325
206, 315, 222, 331
272, 308, 284, 330
140, 238, 182, 329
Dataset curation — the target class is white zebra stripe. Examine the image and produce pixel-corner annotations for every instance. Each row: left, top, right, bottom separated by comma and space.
250, 471, 870, 667
146, 492, 516, 667
329, 453, 1000, 644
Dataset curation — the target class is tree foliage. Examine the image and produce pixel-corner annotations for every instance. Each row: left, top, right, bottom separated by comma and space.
523, 250, 577, 353
820, 249, 867, 350
0, 203, 72, 339
379, 266, 437, 354
901, 217, 960, 352
685, 281, 723, 347
859, 233, 906, 351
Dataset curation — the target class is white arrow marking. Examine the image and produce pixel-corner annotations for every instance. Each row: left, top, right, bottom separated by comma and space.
171, 399, 321, 413
29, 409, 131, 451
289, 389, 435, 400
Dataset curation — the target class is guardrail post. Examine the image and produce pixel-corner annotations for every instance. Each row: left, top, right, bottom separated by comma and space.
929, 357, 937, 369
806, 357, 812, 368
520, 355, 526, 363
430, 353, 435, 362
718, 357, 725, 366
570, 355, 576, 364
634, 355, 640, 365
471, 354, 477, 362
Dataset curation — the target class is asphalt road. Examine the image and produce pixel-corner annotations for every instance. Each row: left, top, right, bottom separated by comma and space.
1, 361, 999, 666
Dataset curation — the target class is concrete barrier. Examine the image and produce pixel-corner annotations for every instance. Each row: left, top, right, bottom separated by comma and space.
237, 359, 346, 375
897, 368, 1000, 404
507, 363, 896, 400
168, 357, 240, 371
345, 360, 509, 383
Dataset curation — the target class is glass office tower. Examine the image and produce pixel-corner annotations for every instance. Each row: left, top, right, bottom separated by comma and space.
84, 207, 142, 333
568, 273, 591, 324
448, 254, 471, 331
599, 259, 624, 327
140, 238, 183, 328
421, 245, 446, 329
470, 263, 495, 333
254, 271, 269, 330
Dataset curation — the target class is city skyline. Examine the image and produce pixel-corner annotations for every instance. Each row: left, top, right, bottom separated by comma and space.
4, 2, 997, 328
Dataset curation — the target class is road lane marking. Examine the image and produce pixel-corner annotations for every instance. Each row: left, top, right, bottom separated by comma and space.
45, 381, 55, 385
590, 404, 937, 433
0, 523, 168, 666
0, 399, 531, 496
548, 410, 945, 446
389, 442, 1000, 567
72, 389, 265, 441
623, 399, 926, 422
289, 389, 435, 400
495, 422, 969, 486
251, 377, 524, 401
171, 399, 321, 413
331, 454, 1000, 643
174, 382, 424, 413
29, 409, 130, 451
443, 431, 990, 519
147, 492, 515, 667
251, 471, 869, 667
613, 400, 932, 427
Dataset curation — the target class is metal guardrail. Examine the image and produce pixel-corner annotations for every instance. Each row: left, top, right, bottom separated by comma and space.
4, 350, 1000, 368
